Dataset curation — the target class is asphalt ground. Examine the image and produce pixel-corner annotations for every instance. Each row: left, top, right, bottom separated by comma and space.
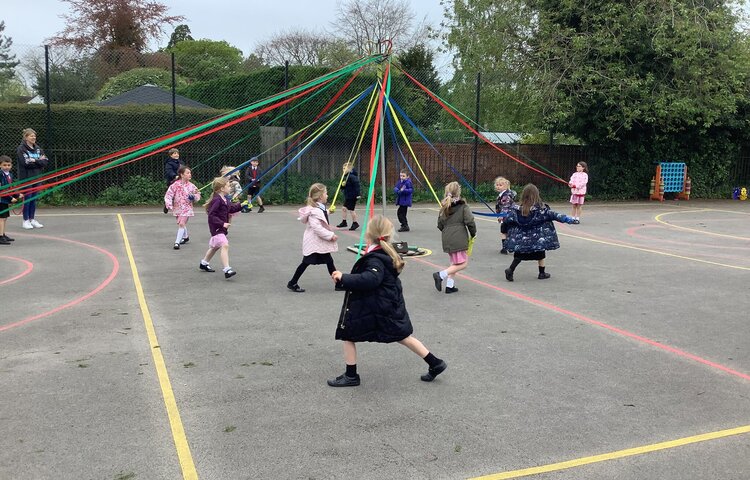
1, 200, 749, 480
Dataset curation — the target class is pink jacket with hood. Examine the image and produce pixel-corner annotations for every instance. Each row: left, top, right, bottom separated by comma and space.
298, 204, 338, 256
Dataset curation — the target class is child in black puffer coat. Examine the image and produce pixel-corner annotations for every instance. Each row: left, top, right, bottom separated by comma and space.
503, 183, 578, 281
328, 215, 447, 387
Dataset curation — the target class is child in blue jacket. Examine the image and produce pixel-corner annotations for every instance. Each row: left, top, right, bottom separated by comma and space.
394, 169, 413, 232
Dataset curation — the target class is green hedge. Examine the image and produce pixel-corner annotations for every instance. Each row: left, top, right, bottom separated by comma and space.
0, 103, 261, 198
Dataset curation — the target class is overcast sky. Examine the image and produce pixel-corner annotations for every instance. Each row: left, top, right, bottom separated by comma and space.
2, 0, 453, 74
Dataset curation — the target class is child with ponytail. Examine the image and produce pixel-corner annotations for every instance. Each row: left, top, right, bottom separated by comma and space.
328, 215, 447, 387
199, 177, 242, 279
433, 181, 476, 294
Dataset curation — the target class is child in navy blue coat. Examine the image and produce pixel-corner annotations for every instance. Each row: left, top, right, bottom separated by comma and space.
503, 183, 578, 281
328, 215, 446, 387
199, 177, 242, 279
394, 169, 413, 232
336, 162, 361, 231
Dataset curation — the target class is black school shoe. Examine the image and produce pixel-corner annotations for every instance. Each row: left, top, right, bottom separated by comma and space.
538, 272, 551, 279
421, 360, 447, 382
504, 268, 514, 282
2, 234, 14, 241
199, 263, 215, 272
287, 282, 305, 293
348, 221, 359, 231
258, 205, 265, 213
224, 269, 237, 279
397, 225, 410, 232
432, 272, 442, 291
445, 286, 458, 294
163, 206, 169, 214
180, 237, 189, 244
327, 373, 360, 387
336, 220, 347, 228
0, 236, 10, 245
173, 243, 180, 250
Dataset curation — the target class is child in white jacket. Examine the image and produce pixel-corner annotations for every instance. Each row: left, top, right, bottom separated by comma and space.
287, 183, 339, 293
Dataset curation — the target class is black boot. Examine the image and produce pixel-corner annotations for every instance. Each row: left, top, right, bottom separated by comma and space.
500, 239, 508, 255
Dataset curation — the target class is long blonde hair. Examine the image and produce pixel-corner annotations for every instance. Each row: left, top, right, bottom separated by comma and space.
439, 181, 461, 218
519, 183, 543, 216
366, 215, 403, 273
204, 176, 229, 211
306, 183, 327, 207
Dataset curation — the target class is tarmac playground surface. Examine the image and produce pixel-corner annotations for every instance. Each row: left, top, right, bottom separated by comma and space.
1, 200, 749, 480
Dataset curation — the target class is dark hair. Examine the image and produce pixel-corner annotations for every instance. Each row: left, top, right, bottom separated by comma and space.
177, 165, 190, 177
168, 148, 179, 155
577, 161, 588, 173
0, 155, 11, 164
400, 169, 409, 176
519, 183, 543, 216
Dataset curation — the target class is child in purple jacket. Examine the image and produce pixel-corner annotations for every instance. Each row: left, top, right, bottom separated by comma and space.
393, 169, 413, 232
199, 177, 242, 279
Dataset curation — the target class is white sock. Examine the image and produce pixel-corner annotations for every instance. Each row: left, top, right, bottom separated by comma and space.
439, 270, 448, 280
183, 227, 189, 238
446, 278, 455, 288
223, 266, 232, 273
201, 259, 209, 266
175, 227, 185, 244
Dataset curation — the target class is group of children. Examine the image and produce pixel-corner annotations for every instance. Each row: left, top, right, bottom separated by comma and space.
155, 152, 588, 387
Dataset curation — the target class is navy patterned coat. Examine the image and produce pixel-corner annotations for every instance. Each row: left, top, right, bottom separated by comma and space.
504, 204, 575, 253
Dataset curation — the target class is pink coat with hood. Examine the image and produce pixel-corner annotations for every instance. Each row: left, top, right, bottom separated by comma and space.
298, 204, 338, 256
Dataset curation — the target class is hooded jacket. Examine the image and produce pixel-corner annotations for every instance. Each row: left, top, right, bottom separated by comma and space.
437, 200, 477, 253
504, 204, 575, 253
297, 204, 338, 256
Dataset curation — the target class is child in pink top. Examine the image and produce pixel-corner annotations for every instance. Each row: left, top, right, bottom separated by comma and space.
164, 166, 200, 249
287, 183, 339, 293
568, 161, 589, 221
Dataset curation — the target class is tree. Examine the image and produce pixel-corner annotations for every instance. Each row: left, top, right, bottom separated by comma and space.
394, 44, 442, 128
0, 21, 19, 86
97, 67, 187, 100
166, 24, 193, 49
170, 39, 243, 82
255, 29, 335, 66
49, 0, 185, 53
332, 0, 430, 55
34, 57, 99, 103
444, 0, 750, 196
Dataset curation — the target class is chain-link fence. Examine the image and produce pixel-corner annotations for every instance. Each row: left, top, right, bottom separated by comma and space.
3, 45, 745, 205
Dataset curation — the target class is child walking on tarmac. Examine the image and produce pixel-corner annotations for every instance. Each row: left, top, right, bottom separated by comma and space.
287, 183, 339, 293
394, 169, 413, 232
503, 183, 578, 282
200, 177, 242, 279
494, 176, 516, 254
164, 165, 200, 249
328, 215, 447, 387
432, 182, 476, 294
336, 162, 361, 231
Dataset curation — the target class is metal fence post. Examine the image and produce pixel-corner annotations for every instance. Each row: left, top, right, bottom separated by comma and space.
283, 60, 289, 203
44, 45, 53, 160
171, 52, 177, 131
472, 72, 481, 188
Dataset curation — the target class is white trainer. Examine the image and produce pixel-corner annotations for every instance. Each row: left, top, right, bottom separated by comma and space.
30, 219, 44, 228
22, 220, 33, 229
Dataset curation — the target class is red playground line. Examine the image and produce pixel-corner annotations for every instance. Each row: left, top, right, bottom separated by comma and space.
415, 257, 750, 383
0, 234, 119, 333
0, 256, 33, 286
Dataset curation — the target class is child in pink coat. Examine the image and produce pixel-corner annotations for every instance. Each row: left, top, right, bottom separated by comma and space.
287, 183, 339, 293
568, 161, 589, 221
164, 166, 201, 249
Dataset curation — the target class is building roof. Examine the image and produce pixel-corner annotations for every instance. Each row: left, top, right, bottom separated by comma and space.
480, 132, 522, 144
97, 84, 211, 109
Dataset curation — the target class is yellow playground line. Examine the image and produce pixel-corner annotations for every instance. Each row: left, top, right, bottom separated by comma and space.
655, 209, 750, 241
470, 424, 750, 479
117, 214, 198, 480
